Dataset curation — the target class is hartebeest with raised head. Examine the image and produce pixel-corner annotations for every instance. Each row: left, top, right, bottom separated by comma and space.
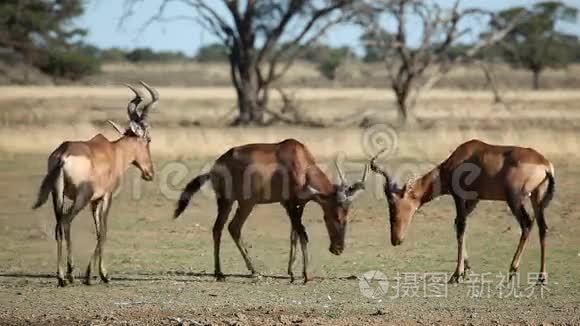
32, 81, 159, 287
369, 139, 555, 284
174, 139, 368, 283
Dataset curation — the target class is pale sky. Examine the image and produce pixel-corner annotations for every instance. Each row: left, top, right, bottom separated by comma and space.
78, 0, 580, 56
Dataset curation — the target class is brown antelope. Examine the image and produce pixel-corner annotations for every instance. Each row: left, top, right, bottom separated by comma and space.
32, 81, 159, 287
369, 139, 555, 284
174, 139, 368, 283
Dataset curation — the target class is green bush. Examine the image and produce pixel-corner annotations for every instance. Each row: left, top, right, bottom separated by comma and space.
316, 48, 352, 80
196, 43, 229, 62
39, 49, 101, 80
125, 48, 189, 62
100, 47, 127, 62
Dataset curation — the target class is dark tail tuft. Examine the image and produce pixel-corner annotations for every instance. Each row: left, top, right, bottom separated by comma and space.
174, 173, 211, 218
539, 171, 555, 209
32, 160, 63, 209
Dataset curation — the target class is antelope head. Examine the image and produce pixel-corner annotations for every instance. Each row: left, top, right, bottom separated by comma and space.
369, 149, 420, 246
108, 81, 159, 181
302, 160, 369, 255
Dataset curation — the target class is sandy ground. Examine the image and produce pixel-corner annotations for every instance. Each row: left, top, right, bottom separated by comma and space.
0, 155, 578, 325
0, 87, 578, 324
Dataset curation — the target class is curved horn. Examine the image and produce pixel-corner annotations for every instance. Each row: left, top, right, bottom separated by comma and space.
360, 162, 369, 183
369, 148, 398, 199
139, 80, 159, 120
334, 159, 347, 185
297, 184, 321, 200
125, 83, 144, 122
107, 120, 125, 135
344, 163, 369, 201
369, 148, 388, 180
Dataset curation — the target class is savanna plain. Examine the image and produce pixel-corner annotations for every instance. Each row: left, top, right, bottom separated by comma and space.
0, 83, 579, 325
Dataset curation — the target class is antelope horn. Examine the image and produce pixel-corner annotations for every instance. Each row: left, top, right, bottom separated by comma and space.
344, 163, 369, 200
334, 159, 347, 185
369, 148, 398, 197
360, 163, 369, 183
125, 83, 144, 122
297, 184, 321, 200
369, 148, 388, 180
107, 120, 125, 135
139, 80, 159, 120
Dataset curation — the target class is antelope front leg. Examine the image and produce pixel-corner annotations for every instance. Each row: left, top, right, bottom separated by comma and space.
97, 193, 112, 283
449, 197, 468, 284
287, 229, 298, 283
461, 200, 478, 276
285, 203, 307, 283
85, 200, 102, 285
295, 224, 310, 284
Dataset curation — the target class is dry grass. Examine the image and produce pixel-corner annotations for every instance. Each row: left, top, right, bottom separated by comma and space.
0, 125, 577, 164
0, 86, 579, 161
85, 61, 580, 90
3, 86, 580, 100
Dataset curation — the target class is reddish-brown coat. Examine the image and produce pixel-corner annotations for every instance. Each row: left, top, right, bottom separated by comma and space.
370, 139, 555, 284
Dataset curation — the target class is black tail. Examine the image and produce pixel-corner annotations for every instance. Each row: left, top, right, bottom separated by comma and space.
174, 173, 211, 218
32, 160, 63, 209
539, 171, 555, 209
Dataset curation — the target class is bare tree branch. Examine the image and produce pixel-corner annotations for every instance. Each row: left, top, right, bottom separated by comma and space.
359, 0, 525, 126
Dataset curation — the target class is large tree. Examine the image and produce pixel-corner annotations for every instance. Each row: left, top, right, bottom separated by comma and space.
358, 0, 523, 126
0, 0, 86, 63
0, 0, 101, 81
492, 1, 578, 89
123, 0, 357, 125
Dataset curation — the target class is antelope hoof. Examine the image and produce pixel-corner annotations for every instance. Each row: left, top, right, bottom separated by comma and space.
215, 273, 226, 282
464, 260, 472, 275
303, 274, 310, 284
448, 271, 464, 284
57, 277, 67, 287
508, 267, 518, 282
66, 273, 75, 284
100, 274, 110, 284
536, 273, 546, 285
250, 271, 262, 281
289, 273, 295, 283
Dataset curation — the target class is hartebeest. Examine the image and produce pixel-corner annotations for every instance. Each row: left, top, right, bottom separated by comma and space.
174, 139, 368, 283
369, 139, 555, 284
32, 81, 159, 287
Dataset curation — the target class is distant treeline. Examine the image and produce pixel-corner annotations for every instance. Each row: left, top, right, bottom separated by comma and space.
1, 0, 579, 86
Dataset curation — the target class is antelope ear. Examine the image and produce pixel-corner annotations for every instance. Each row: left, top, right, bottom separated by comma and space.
345, 182, 365, 201
129, 121, 145, 137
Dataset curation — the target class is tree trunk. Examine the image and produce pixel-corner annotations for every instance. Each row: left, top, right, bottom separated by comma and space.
394, 88, 417, 127
232, 78, 263, 126
532, 69, 541, 90
229, 49, 265, 126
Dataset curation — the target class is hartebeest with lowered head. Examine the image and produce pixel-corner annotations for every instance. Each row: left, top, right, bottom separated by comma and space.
369, 139, 555, 284
32, 81, 159, 287
174, 139, 368, 283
